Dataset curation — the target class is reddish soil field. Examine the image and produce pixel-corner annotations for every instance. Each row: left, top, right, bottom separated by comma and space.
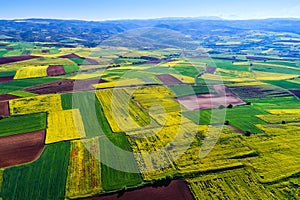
177, 85, 245, 110
0, 55, 40, 65
0, 43, 8, 46
0, 101, 10, 116
0, 94, 19, 101
24, 79, 107, 94
206, 66, 217, 74
0, 130, 45, 168
290, 90, 300, 98
0, 76, 14, 83
156, 74, 182, 85
83, 58, 99, 65
59, 53, 81, 59
46, 65, 66, 76
84, 180, 194, 200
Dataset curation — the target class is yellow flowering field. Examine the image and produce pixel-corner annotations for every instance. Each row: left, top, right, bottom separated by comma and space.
246, 123, 300, 183
46, 109, 86, 144
93, 78, 145, 89
257, 114, 300, 123
66, 138, 102, 199
68, 73, 104, 80
187, 169, 273, 200
267, 109, 300, 115
95, 89, 157, 133
14, 66, 48, 79
171, 74, 196, 84
9, 94, 62, 115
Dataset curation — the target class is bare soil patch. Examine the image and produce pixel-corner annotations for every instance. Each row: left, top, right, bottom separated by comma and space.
0, 76, 14, 83
0, 101, 10, 116
46, 65, 66, 76
290, 90, 300, 98
84, 180, 193, 200
0, 130, 45, 168
156, 74, 182, 85
177, 85, 245, 110
0, 94, 19, 101
24, 79, 106, 94
0, 55, 40, 64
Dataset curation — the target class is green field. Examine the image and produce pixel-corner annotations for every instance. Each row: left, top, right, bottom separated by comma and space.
169, 85, 210, 97
0, 142, 70, 200
0, 77, 61, 94
225, 106, 267, 133
61, 92, 113, 138
0, 33, 299, 200
0, 113, 47, 137
63, 64, 80, 74
99, 134, 143, 191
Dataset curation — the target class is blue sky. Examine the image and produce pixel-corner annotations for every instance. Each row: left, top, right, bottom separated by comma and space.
1, 0, 300, 21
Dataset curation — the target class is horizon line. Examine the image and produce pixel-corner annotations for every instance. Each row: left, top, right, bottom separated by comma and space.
1, 16, 300, 22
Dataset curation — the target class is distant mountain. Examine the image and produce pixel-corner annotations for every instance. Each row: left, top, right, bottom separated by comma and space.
0, 18, 300, 48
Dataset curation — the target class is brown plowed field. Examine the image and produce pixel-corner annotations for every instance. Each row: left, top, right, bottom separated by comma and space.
206, 66, 217, 74
59, 53, 81, 58
0, 55, 40, 64
0, 76, 14, 83
24, 79, 106, 94
290, 90, 300, 98
156, 74, 182, 85
0, 94, 19, 101
0, 101, 10, 116
177, 85, 245, 110
84, 58, 99, 65
46, 65, 66, 76
84, 180, 194, 200
0, 130, 45, 168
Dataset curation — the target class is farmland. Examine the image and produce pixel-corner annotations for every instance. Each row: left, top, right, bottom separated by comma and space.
0, 112, 47, 137
99, 134, 143, 191
66, 138, 102, 199
0, 142, 70, 200
46, 109, 86, 144
0, 18, 300, 200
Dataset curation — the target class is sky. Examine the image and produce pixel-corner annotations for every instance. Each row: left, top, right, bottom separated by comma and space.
1, 0, 300, 21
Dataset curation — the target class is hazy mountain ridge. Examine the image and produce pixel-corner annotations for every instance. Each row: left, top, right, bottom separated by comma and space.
0, 18, 300, 48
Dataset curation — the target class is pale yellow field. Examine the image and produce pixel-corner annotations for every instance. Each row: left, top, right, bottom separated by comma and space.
46, 109, 86, 144
246, 123, 300, 183
227, 81, 269, 87
216, 68, 298, 81
232, 62, 250, 66
93, 78, 145, 89
253, 71, 299, 81
14, 66, 48, 79
257, 114, 300, 123
68, 73, 104, 80
9, 94, 62, 115
95, 89, 157, 133
187, 169, 272, 200
66, 138, 102, 199
171, 73, 196, 84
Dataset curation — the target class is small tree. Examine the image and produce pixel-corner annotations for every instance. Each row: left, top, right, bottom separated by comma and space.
282, 121, 286, 124
244, 131, 251, 136
224, 120, 230, 125
227, 104, 233, 109
218, 105, 225, 109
